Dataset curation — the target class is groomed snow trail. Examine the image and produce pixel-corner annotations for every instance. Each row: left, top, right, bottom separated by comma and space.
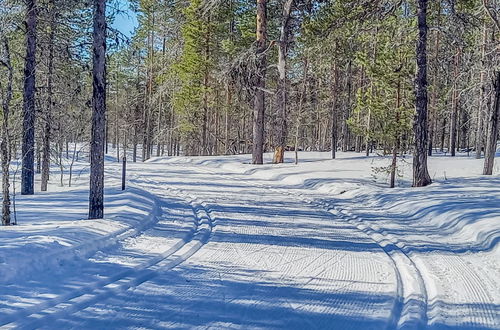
189, 154, 500, 330
0, 190, 208, 329
1, 152, 499, 329
3, 161, 400, 330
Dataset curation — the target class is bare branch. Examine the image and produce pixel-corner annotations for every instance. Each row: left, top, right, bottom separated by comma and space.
483, 0, 500, 31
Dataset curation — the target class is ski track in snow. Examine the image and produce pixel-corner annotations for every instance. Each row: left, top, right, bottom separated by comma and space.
1, 152, 499, 329
1, 182, 216, 329
17, 163, 398, 329
193, 166, 427, 329
195, 158, 499, 330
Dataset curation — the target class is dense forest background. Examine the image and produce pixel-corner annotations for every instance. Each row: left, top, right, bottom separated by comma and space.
0, 0, 499, 222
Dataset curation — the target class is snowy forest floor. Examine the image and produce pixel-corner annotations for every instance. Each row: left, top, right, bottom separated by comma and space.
0, 151, 499, 329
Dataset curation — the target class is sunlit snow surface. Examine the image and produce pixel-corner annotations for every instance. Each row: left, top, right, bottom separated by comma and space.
0, 150, 499, 329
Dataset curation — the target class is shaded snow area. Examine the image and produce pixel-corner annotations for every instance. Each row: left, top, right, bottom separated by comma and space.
0, 151, 499, 329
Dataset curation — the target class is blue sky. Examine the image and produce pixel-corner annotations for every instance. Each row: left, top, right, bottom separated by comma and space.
111, 0, 138, 38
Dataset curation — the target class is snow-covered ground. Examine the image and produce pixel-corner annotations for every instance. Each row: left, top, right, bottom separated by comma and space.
0, 151, 498, 329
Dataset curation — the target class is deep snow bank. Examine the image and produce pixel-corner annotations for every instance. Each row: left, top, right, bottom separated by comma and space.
0, 185, 160, 284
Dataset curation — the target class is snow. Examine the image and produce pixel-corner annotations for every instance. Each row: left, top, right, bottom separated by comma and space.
0, 151, 499, 329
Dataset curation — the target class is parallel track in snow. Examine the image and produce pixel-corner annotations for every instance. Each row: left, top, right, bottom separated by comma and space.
144, 162, 499, 329
5, 159, 496, 329
195, 165, 428, 330
196, 163, 499, 329
89, 163, 399, 329
0, 182, 216, 330
330, 208, 427, 330
414, 252, 499, 328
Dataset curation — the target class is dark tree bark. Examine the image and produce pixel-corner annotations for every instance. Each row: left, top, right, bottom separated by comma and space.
440, 116, 446, 152
483, 71, 500, 175
459, 108, 468, 150
21, 0, 37, 195
252, 0, 267, 165
225, 84, 231, 154
390, 81, 402, 189
41, 0, 55, 192
331, 62, 339, 159
476, 23, 488, 159
143, 15, 155, 161
142, 98, 150, 161
201, 15, 211, 156
133, 56, 140, 163
294, 58, 309, 165
341, 60, 352, 152
428, 16, 440, 156
413, 0, 432, 187
1, 39, 13, 225
449, 50, 460, 156
36, 142, 40, 173
273, 0, 293, 164
88, 0, 106, 219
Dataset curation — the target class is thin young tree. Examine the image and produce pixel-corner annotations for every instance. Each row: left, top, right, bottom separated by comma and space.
88, 0, 106, 219
413, 0, 432, 187
21, 0, 37, 195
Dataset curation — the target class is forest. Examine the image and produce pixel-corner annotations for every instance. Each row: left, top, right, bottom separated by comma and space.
1, 1, 500, 328
0, 0, 499, 224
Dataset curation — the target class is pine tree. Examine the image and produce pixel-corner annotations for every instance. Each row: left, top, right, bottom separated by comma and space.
413, 0, 432, 187
88, 0, 106, 219
21, 0, 37, 195
252, 0, 267, 164
173, 0, 214, 156
0, 38, 13, 225
348, 15, 414, 187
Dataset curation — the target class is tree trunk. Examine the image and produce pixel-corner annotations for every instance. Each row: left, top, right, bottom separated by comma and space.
143, 101, 151, 161
89, 0, 106, 219
169, 103, 175, 156
143, 16, 154, 162
41, 0, 55, 192
365, 29, 378, 157
105, 115, 108, 154
36, 142, 41, 174
449, 49, 460, 156
413, 0, 432, 187
342, 61, 352, 152
460, 107, 468, 150
331, 62, 339, 159
476, 23, 488, 159
440, 116, 446, 152
156, 96, 162, 157
142, 80, 148, 162
252, 0, 267, 165
225, 84, 231, 155
21, 0, 37, 195
202, 16, 211, 156
56, 136, 63, 187
428, 17, 440, 156
273, 0, 293, 164
390, 81, 402, 188
115, 64, 120, 162
294, 58, 309, 165
1, 39, 13, 225
483, 71, 500, 175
